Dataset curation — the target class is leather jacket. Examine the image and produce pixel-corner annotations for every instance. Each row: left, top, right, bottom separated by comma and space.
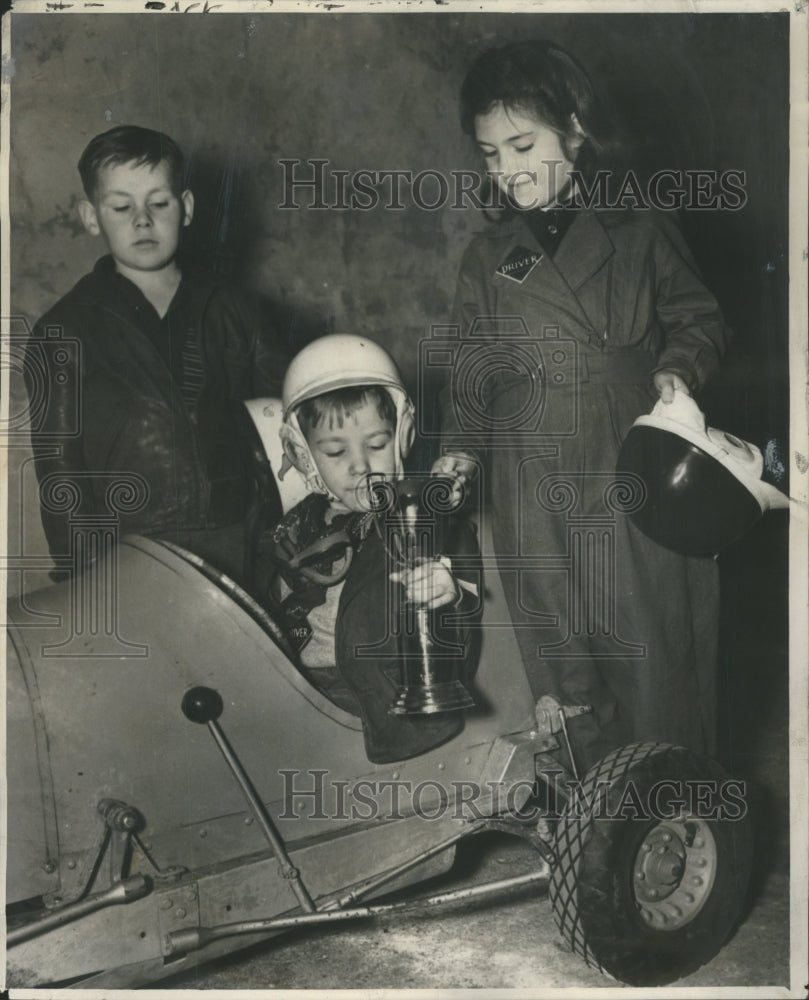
27, 256, 286, 560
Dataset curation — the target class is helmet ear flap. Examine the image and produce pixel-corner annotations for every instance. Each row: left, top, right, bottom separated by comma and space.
280, 422, 314, 476
279, 416, 330, 496
398, 400, 416, 460
282, 437, 307, 473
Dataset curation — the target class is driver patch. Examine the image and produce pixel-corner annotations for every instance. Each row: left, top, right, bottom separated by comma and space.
496, 245, 543, 283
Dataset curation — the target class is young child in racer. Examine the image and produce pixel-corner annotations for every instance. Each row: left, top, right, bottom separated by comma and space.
257, 334, 479, 764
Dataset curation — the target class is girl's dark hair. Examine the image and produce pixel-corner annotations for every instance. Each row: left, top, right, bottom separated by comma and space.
296, 386, 397, 436
460, 40, 616, 180
78, 125, 185, 201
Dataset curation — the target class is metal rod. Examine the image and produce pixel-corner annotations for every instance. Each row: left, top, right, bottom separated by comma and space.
8, 875, 149, 947
330, 825, 478, 910
206, 718, 315, 913
167, 868, 549, 955
557, 707, 580, 782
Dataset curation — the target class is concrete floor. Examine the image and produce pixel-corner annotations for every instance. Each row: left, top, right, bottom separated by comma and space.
166, 516, 795, 993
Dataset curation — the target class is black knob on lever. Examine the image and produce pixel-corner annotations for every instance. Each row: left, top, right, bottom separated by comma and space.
182, 686, 224, 725
179, 684, 316, 913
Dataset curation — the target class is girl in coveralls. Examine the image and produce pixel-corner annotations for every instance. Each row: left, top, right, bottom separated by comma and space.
435, 40, 732, 773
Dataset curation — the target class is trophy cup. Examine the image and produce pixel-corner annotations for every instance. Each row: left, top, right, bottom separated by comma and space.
384, 476, 475, 715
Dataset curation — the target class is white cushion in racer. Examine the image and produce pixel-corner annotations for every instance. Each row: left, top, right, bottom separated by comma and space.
243, 397, 310, 514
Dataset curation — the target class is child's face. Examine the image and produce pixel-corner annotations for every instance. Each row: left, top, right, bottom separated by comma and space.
304, 400, 397, 513
474, 103, 583, 210
79, 159, 193, 276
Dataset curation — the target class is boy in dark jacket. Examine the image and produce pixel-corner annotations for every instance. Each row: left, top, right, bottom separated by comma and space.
26, 125, 285, 585
259, 334, 479, 764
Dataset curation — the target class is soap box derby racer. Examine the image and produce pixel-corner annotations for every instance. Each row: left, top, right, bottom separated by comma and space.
6, 382, 785, 990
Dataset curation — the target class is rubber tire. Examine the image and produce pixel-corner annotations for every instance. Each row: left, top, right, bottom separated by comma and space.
548, 742, 753, 986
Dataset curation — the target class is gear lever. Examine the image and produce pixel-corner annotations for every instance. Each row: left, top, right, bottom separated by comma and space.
181, 686, 315, 912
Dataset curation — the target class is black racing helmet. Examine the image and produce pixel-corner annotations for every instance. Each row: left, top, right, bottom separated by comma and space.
617, 395, 788, 556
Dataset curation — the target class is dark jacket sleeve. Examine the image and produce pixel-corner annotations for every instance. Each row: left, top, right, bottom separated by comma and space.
649, 214, 732, 392
245, 291, 289, 399
204, 283, 289, 400
251, 305, 289, 400
25, 309, 90, 562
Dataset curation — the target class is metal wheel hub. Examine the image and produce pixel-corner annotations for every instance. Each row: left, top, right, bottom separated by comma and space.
632, 818, 717, 930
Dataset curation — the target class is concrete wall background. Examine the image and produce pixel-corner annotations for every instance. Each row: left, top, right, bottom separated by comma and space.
7, 10, 790, 585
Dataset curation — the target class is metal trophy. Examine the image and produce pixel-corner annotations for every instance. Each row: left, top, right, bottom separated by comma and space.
383, 475, 475, 715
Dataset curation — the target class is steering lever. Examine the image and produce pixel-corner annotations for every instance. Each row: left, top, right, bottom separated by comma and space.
181, 686, 315, 913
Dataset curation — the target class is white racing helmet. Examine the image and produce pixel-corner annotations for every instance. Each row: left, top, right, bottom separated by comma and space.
280, 334, 416, 497
617, 392, 789, 555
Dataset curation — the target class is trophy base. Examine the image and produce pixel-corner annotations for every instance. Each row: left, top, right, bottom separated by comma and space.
389, 680, 475, 715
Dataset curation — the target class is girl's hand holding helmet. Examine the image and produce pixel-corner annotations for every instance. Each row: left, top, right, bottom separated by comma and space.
653, 370, 692, 404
